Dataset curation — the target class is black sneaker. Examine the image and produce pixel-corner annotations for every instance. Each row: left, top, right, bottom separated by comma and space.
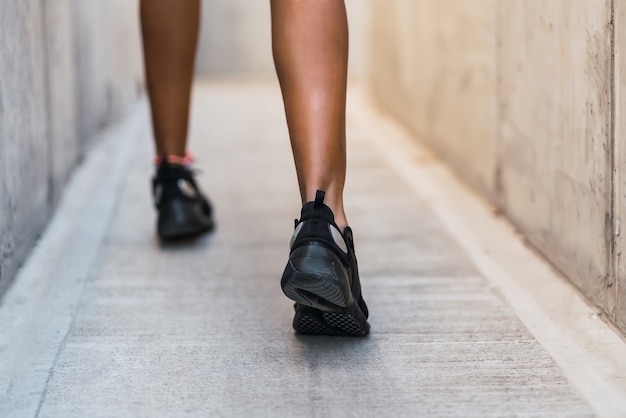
281, 190, 370, 336
152, 158, 214, 240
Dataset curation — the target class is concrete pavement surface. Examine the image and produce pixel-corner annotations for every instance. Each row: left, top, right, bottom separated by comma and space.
1, 79, 625, 417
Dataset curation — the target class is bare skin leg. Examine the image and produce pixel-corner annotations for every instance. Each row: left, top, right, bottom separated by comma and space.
140, 0, 200, 157
270, 0, 350, 229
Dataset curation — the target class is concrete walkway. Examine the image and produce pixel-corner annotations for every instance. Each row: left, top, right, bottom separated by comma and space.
1, 79, 626, 417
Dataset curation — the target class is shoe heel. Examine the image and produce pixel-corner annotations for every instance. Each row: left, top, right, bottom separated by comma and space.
281, 243, 354, 311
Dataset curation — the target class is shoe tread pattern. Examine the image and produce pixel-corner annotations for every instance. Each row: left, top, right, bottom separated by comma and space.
293, 303, 369, 336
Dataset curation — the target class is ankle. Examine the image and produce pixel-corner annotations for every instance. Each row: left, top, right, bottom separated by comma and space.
155, 153, 194, 170
333, 212, 349, 231
303, 189, 348, 230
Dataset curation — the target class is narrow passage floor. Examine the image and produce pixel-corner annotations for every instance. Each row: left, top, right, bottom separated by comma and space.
2, 79, 624, 417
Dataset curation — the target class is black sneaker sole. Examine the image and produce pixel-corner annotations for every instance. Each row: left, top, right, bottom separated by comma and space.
158, 220, 214, 241
292, 303, 370, 336
157, 199, 214, 240
281, 244, 370, 336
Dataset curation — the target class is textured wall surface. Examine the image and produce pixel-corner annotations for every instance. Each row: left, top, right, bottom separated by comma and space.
497, 1, 613, 308
370, 0, 497, 197
370, 0, 623, 333
0, 0, 143, 292
616, 0, 626, 332
0, 0, 50, 293
45, 0, 79, 199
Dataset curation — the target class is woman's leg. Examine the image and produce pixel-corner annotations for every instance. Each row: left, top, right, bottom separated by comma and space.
270, 0, 349, 229
140, 0, 213, 240
274, 1, 369, 336
140, 0, 200, 157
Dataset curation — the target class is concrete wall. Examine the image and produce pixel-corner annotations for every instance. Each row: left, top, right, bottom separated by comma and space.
616, 0, 626, 332
370, 0, 498, 196
0, 0, 143, 292
196, 0, 369, 76
370, 0, 625, 332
